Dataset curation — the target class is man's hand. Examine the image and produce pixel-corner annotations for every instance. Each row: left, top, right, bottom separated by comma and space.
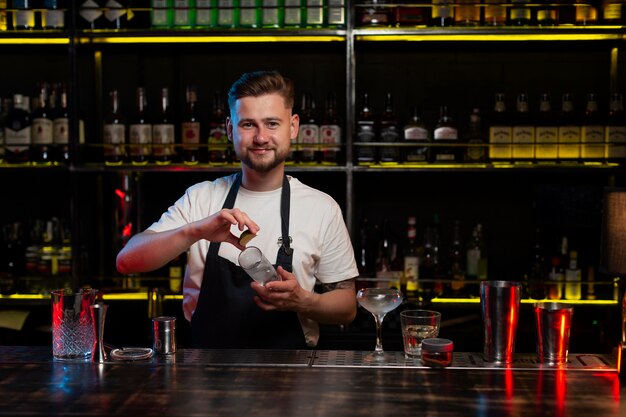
251, 266, 315, 313
193, 208, 260, 251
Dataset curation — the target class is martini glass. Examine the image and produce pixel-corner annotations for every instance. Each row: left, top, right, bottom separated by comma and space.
356, 287, 404, 363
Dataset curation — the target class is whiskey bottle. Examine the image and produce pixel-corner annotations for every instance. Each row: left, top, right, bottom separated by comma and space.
239, 0, 260, 28
602, 0, 623, 24
431, 0, 454, 26
356, 93, 376, 165
484, 0, 506, 25
564, 250, 582, 300
403, 105, 430, 164
357, 0, 391, 27
53, 84, 70, 164
195, 0, 214, 28
576, 0, 598, 25
489, 93, 512, 162
509, 0, 532, 25
103, 89, 126, 165
536, 0, 558, 25
326, 0, 346, 27
153, 87, 176, 165
42, 0, 66, 29
606, 92, 626, 160
31, 82, 54, 165
79, 0, 104, 30
448, 220, 466, 296
379, 92, 400, 164
4, 94, 31, 164
511, 93, 534, 162
217, 0, 238, 28
465, 107, 487, 162
298, 93, 320, 164
305, 0, 323, 28
432, 105, 459, 163
284, 0, 304, 27
557, 93, 581, 161
181, 85, 201, 165
12, 0, 36, 29
129, 87, 152, 165
581, 93, 605, 161
404, 216, 420, 300
173, 0, 195, 28
455, 0, 480, 26
208, 90, 228, 165
320, 92, 342, 165
394, 0, 430, 26
152, 0, 174, 28
535, 93, 558, 161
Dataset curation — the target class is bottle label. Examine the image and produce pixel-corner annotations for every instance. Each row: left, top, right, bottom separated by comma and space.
103, 124, 125, 156
380, 125, 399, 162
607, 125, 626, 158
5, 126, 31, 152
263, 0, 280, 26
306, 0, 324, 25
320, 124, 341, 153
285, 0, 303, 25
432, 0, 452, 19
218, 0, 235, 26
434, 126, 457, 140
80, 0, 103, 23
404, 256, 419, 283
356, 123, 376, 162
327, 0, 345, 25
153, 124, 175, 156
299, 123, 319, 161
181, 121, 200, 150
53, 118, 69, 145
537, 9, 557, 22
558, 126, 581, 159
489, 126, 511, 159
512, 126, 534, 159
404, 126, 428, 140
174, 0, 191, 25
196, 0, 212, 25
208, 125, 228, 147
32, 118, 54, 145
152, 0, 171, 26
510, 7, 531, 21
43, 10, 65, 28
466, 248, 480, 277
105, 0, 126, 22
582, 125, 605, 159
535, 126, 558, 159
240, 0, 258, 27
14, 9, 35, 28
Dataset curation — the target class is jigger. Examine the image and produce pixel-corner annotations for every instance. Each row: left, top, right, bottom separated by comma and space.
90, 303, 108, 363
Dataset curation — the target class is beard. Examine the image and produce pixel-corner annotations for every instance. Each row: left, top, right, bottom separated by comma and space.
237, 146, 289, 173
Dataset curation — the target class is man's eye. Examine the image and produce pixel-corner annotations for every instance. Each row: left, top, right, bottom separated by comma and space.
267, 122, 279, 128
241, 122, 253, 128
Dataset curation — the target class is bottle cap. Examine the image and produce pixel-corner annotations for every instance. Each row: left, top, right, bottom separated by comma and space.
422, 338, 454, 353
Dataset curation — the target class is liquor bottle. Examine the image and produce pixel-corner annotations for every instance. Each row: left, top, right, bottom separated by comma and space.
432, 105, 459, 163
181, 85, 201, 165
557, 93, 581, 161
484, 0, 506, 25
403, 105, 430, 164
535, 93, 558, 161
305, 0, 323, 28
466, 223, 487, 289
320, 92, 342, 165
404, 216, 420, 300
547, 256, 564, 299
0, 0, 7, 31
173, 0, 195, 27
153, 87, 176, 165
326, 0, 346, 27
489, 93, 512, 162
104, 0, 129, 29
419, 224, 438, 302
42, 0, 66, 29
455, 0, 479, 26
528, 228, 547, 299
564, 250, 582, 300
4, 94, 31, 164
12, 0, 36, 29
581, 93, 605, 161
606, 92, 626, 160
152, 0, 174, 28
356, 217, 376, 278
103, 89, 126, 165
31, 82, 54, 165
602, 0, 623, 24
298, 93, 320, 164
284, 0, 303, 27
376, 218, 402, 291
357, 0, 391, 26
394, 0, 429, 26
53, 84, 70, 164
356, 93, 376, 165
511, 93, 534, 162
379, 92, 400, 164
79, 0, 104, 30
208, 90, 228, 165
536, 0, 558, 25
0, 98, 10, 162
195, 0, 214, 27
217, 0, 238, 27
576, 0, 598, 25
129, 87, 152, 165
431, 0, 454, 26
239, 0, 260, 28
448, 220, 466, 296
262, 0, 283, 28
465, 108, 486, 162
509, 0, 532, 25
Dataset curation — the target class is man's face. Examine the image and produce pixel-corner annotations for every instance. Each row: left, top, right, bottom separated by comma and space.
227, 93, 299, 173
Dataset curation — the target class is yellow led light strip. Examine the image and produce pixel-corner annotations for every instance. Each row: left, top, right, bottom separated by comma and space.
431, 297, 617, 305
0, 38, 69, 45
357, 34, 623, 41
86, 35, 344, 44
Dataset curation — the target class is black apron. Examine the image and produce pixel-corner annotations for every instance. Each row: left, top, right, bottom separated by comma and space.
191, 173, 306, 349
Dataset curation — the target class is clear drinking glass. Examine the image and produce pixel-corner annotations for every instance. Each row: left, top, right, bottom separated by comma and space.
238, 246, 281, 286
400, 309, 441, 357
51, 288, 99, 360
356, 287, 403, 363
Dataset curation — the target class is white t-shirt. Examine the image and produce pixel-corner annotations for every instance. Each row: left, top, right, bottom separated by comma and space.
147, 173, 359, 346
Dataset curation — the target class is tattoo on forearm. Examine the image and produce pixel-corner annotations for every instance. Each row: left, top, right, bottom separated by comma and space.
322, 278, 356, 293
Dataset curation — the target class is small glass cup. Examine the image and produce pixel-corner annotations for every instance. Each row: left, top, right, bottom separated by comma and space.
400, 309, 441, 357
238, 246, 281, 286
51, 288, 99, 360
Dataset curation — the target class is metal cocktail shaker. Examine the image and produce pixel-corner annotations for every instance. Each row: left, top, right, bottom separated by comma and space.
480, 280, 521, 363
152, 316, 176, 355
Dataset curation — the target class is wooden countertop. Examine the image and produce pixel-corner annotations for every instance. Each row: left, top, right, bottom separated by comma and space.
0, 346, 623, 416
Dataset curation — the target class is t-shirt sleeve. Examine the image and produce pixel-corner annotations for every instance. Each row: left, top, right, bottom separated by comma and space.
147, 187, 196, 233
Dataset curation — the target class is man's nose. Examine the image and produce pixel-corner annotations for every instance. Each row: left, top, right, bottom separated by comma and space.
254, 127, 270, 143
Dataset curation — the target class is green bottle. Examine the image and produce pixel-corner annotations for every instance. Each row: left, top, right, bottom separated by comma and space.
173, 0, 196, 28
152, 0, 174, 28
239, 0, 260, 27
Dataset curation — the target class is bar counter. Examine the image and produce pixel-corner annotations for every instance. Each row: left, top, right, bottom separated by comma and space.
0, 346, 623, 416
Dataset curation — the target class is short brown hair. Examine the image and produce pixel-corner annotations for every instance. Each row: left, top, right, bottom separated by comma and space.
228, 71, 295, 111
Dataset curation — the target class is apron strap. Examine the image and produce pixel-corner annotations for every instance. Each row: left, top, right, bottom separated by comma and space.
276, 175, 293, 272
209, 172, 242, 257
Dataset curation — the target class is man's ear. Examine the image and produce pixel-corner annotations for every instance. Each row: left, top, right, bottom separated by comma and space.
226, 117, 233, 143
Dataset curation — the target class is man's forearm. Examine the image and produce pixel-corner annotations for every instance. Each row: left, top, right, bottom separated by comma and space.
303, 285, 357, 326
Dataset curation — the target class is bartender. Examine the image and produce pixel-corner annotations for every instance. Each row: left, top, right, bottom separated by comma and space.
116, 71, 359, 349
